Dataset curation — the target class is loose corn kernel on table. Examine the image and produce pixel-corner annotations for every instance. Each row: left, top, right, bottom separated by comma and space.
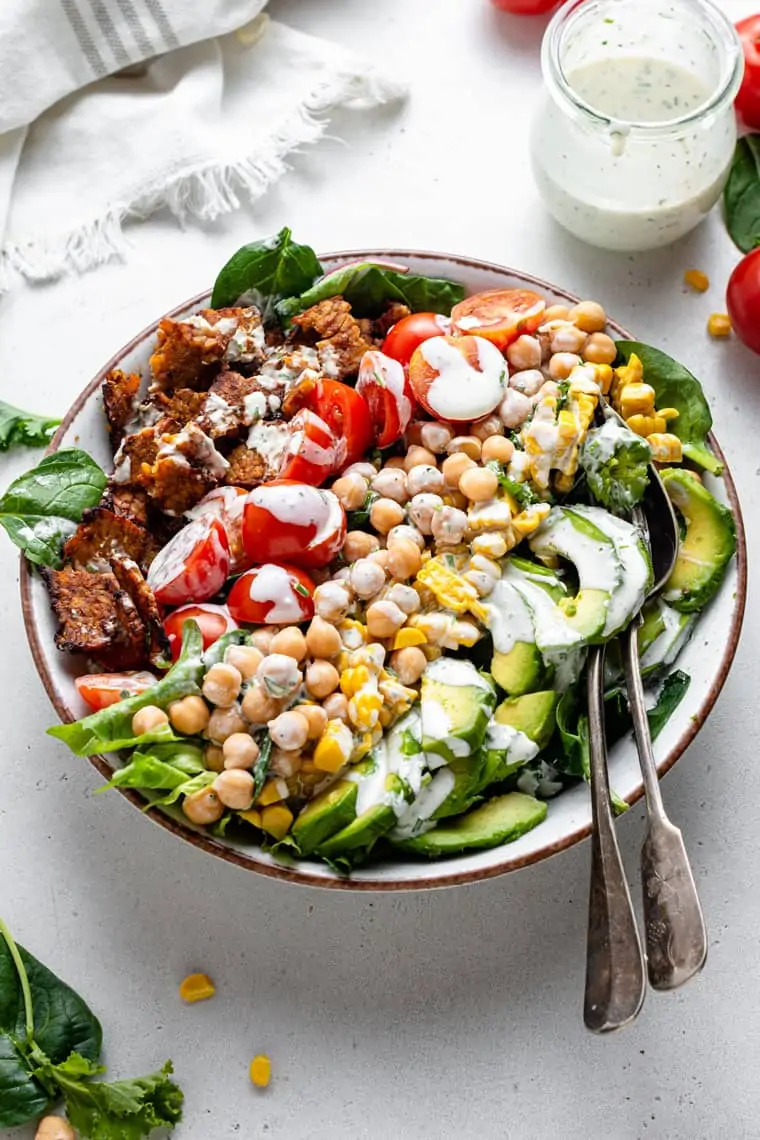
1, 0, 759, 1137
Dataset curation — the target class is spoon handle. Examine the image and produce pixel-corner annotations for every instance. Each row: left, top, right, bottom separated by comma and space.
623, 618, 708, 991
584, 645, 646, 1033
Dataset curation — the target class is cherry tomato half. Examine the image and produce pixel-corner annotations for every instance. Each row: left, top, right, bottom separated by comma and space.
187, 485, 248, 573
146, 516, 230, 605
309, 379, 373, 468
75, 671, 157, 711
382, 312, 451, 367
727, 248, 760, 355
736, 16, 760, 130
356, 350, 415, 447
163, 603, 238, 661
242, 481, 346, 569
227, 564, 315, 625
408, 334, 507, 422
451, 288, 546, 350
490, 0, 559, 12
279, 409, 342, 486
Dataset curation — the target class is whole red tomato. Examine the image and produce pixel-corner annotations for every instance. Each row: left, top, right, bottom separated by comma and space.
727, 248, 760, 354
490, 0, 559, 13
736, 16, 760, 130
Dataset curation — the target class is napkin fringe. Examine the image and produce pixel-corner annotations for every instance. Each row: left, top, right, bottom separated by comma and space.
0, 64, 405, 293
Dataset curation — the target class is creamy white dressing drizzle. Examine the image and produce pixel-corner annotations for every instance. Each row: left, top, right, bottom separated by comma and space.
419, 336, 506, 420
640, 599, 694, 670
391, 768, 456, 841
246, 422, 289, 469
484, 579, 535, 655
203, 393, 239, 433
424, 657, 492, 689
531, 510, 621, 594
570, 505, 651, 635
485, 720, 539, 769
248, 564, 304, 623
243, 391, 268, 425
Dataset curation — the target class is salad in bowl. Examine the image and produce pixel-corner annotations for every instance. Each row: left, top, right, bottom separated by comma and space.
5, 231, 739, 878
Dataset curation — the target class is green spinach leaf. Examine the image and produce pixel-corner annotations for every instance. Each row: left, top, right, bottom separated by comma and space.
646, 669, 691, 739
210, 227, 322, 312
45, 1055, 183, 1140
724, 135, 760, 254
0, 449, 107, 566
48, 622, 205, 756
0, 400, 60, 452
614, 342, 722, 474
276, 262, 464, 322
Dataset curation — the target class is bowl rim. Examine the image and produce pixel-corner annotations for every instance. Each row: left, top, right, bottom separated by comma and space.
20, 248, 748, 892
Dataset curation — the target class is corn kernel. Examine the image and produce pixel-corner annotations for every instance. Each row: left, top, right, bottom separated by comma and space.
179, 973, 215, 1003
619, 382, 656, 419
707, 313, 732, 338
657, 407, 680, 422
340, 665, 370, 697
684, 268, 709, 292
249, 1054, 271, 1088
256, 778, 288, 806
260, 805, 293, 840
239, 808, 262, 828
392, 627, 427, 649
594, 364, 613, 394
626, 413, 667, 437
313, 721, 353, 772
646, 432, 683, 463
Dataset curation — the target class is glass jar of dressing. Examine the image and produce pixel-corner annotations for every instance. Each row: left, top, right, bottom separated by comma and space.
530, 0, 743, 252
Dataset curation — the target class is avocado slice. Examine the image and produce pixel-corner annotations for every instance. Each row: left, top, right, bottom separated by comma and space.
487, 558, 569, 694
491, 642, 545, 697
494, 690, 559, 750
569, 505, 653, 636
661, 467, 736, 613
290, 770, 363, 855
477, 719, 540, 792
393, 792, 547, 858
315, 773, 411, 864
640, 600, 694, 675
529, 507, 622, 642
638, 599, 666, 656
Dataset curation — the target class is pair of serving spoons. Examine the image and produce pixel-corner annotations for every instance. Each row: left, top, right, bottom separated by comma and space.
582, 411, 707, 1033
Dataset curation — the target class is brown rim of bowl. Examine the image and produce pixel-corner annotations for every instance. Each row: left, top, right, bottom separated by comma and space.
19, 249, 748, 892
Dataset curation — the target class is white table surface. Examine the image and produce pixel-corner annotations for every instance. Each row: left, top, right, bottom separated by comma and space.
1, 1, 758, 1137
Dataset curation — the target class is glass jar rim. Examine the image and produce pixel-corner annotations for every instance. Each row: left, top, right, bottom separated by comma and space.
541, 0, 744, 137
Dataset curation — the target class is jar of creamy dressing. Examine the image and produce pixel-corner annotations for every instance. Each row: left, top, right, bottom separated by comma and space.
530, 0, 743, 252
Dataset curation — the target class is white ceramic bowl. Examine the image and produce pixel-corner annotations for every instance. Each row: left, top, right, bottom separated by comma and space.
21, 250, 747, 891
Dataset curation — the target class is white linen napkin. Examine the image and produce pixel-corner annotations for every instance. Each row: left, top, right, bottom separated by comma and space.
0, 2, 406, 293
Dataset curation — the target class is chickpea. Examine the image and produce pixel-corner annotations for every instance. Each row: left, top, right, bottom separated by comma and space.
404, 421, 426, 446
222, 732, 259, 769
313, 581, 352, 622
332, 473, 369, 511
202, 664, 242, 709
268, 710, 310, 751
470, 414, 503, 442
256, 653, 302, 697
404, 445, 437, 470
408, 492, 444, 535
548, 352, 581, 380
249, 627, 275, 655
269, 626, 307, 662
297, 703, 328, 739
441, 452, 476, 487
387, 523, 426, 550
332, 566, 352, 582
366, 600, 406, 638
446, 435, 482, 460
241, 683, 283, 724
548, 323, 587, 355
305, 659, 341, 699
169, 695, 210, 736
444, 489, 469, 511
207, 705, 247, 743
420, 421, 454, 453
389, 646, 427, 685
204, 743, 225, 772
35, 1117, 75, 1140
371, 467, 409, 504
385, 537, 422, 580
407, 464, 445, 496
387, 582, 421, 614
543, 303, 571, 321
305, 615, 342, 658
131, 705, 168, 736
271, 748, 302, 777
213, 769, 255, 810
506, 334, 542, 371
508, 368, 545, 398
384, 455, 408, 470
370, 496, 406, 534
459, 466, 499, 502
481, 435, 515, 465
499, 389, 532, 429
183, 787, 224, 825
570, 300, 607, 333
368, 548, 391, 572
342, 530, 380, 562
350, 557, 387, 599
342, 461, 377, 479
224, 644, 263, 680
531, 380, 560, 405
582, 332, 617, 365
431, 504, 468, 547
322, 692, 349, 722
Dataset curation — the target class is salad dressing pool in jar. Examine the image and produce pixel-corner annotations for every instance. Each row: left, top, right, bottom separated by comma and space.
530, 0, 743, 251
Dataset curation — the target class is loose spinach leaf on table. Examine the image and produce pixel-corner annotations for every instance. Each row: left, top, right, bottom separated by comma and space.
0, 918, 183, 1136
724, 135, 760, 254
0, 449, 107, 566
0, 400, 60, 452
614, 342, 722, 475
210, 226, 323, 313
276, 261, 465, 322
